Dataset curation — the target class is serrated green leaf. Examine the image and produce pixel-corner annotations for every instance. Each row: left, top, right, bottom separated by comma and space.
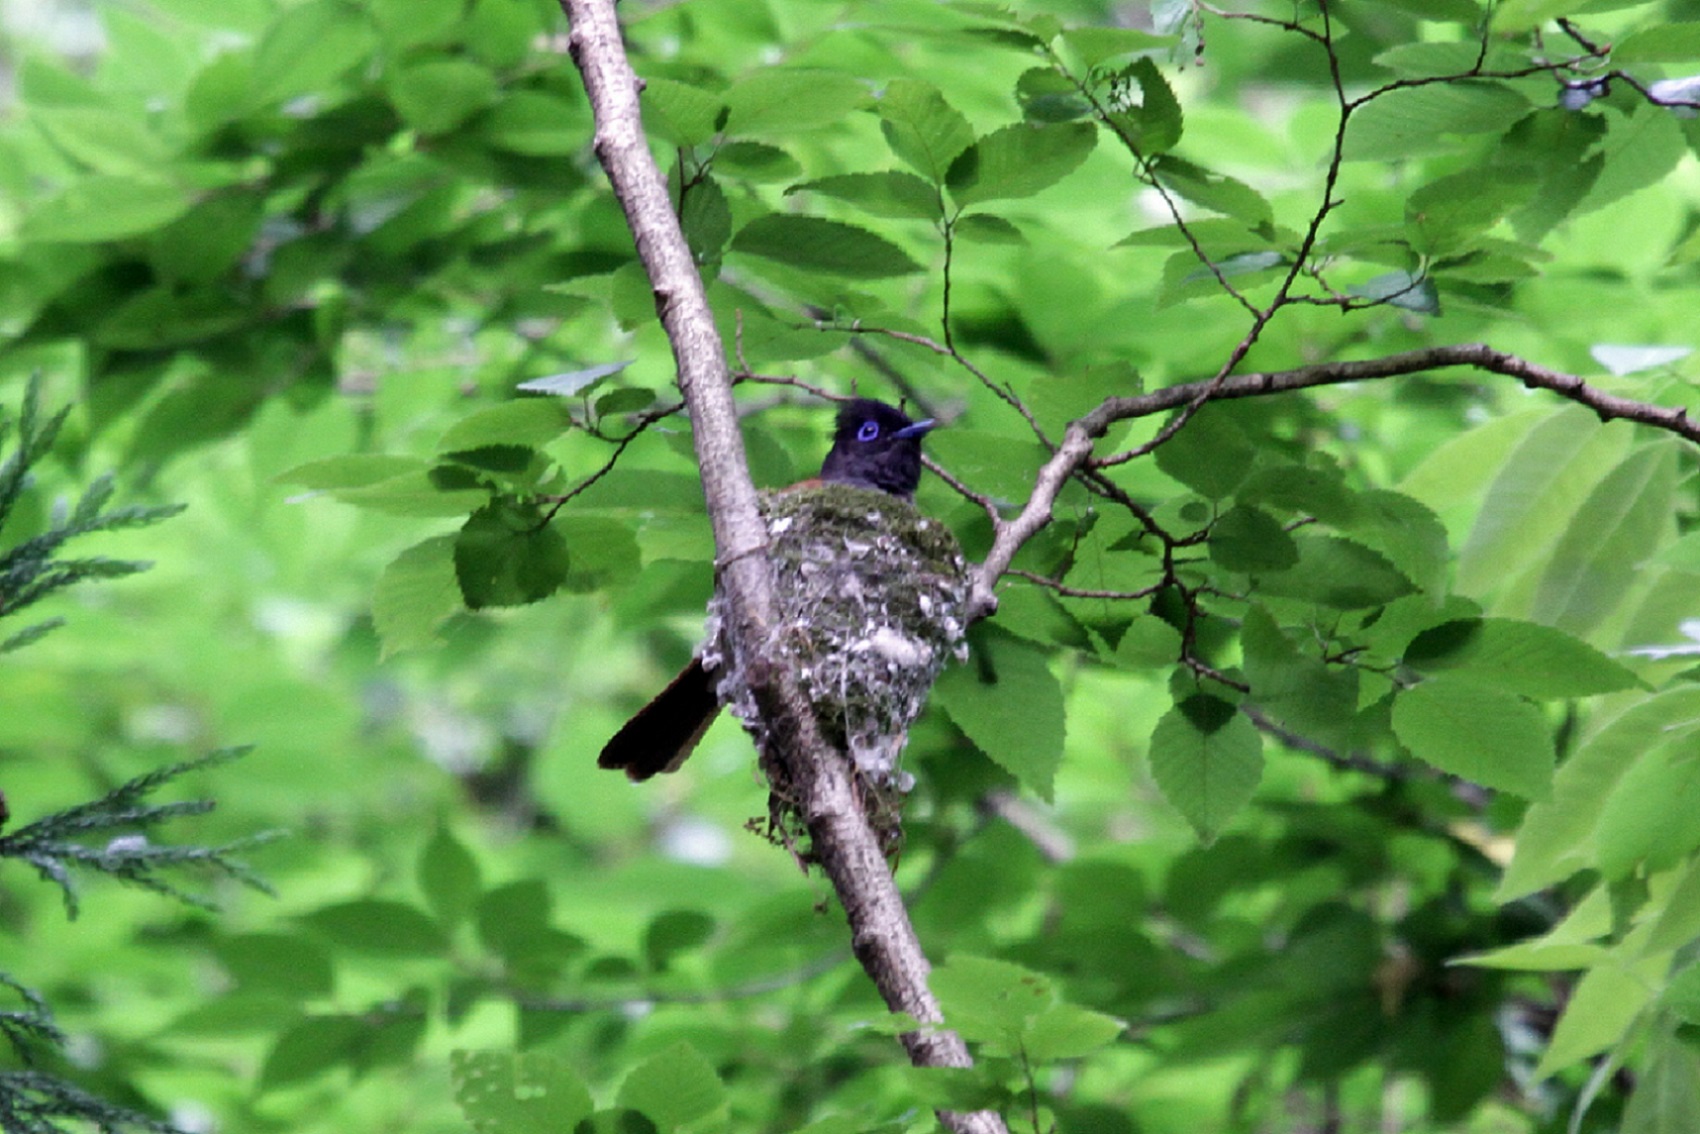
334, 470, 489, 516
947, 121, 1096, 207
299, 899, 450, 957
451, 1050, 594, 1134
1258, 536, 1416, 610
1154, 409, 1253, 499
1406, 167, 1533, 257
455, 502, 571, 609
878, 77, 976, 183
1104, 57, 1183, 154
1403, 617, 1641, 698
1392, 679, 1552, 798
250, 0, 378, 106
954, 213, 1025, 244
617, 1041, 726, 1127
439, 400, 576, 452
934, 628, 1066, 800
1500, 689, 1700, 900
725, 68, 867, 135
373, 535, 461, 656
1016, 67, 1091, 123
1343, 81, 1529, 162
732, 214, 922, 278
788, 171, 941, 219
1061, 26, 1173, 68
1535, 443, 1678, 637
1149, 694, 1263, 843
1209, 505, 1298, 572
1241, 606, 1359, 748
1153, 157, 1272, 229
642, 76, 725, 146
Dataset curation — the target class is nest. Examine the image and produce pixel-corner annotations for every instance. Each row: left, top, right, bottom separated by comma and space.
702, 484, 969, 858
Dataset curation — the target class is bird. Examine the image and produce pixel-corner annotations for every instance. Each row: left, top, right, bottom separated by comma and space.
597, 398, 937, 781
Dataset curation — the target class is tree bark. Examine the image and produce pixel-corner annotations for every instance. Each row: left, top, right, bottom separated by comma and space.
558, 3, 1007, 1131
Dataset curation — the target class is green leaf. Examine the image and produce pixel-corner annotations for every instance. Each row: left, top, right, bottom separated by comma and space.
215, 933, 335, 997
641, 77, 725, 146
390, 58, 498, 134
334, 470, 490, 516
1457, 407, 1628, 597
1153, 157, 1273, 229
1016, 67, 1091, 123
373, 535, 462, 656
1534, 957, 1661, 1079
947, 121, 1097, 207
1534, 443, 1678, 636
1148, 694, 1263, 843
1154, 409, 1253, 499
259, 1015, 366, 1092
932, 955, 1055, 1042
680, 173, 732, 261
1621, 1029, 1700, 1134
1499, 689, 1700, 900
1241, 606, 1359, 748
714, 140, 801, 181
454, 502, 572, 609
1022, 1002, 1126, 1061
1391, 679, 1552, 798
482, 92, 585, 155
22, 175, 192, 242
1208, 505, 1298, 572
878, 78, 976, 183
954, 213, 1025, 244
419, 824, 481, 928
1402, 618, 1641, 699
787, 171, 941, 219
442, 399, 581, 452
1406, 167, 1533, 257
1343, 81, 1530, 162
732, 214, 922, 278
643, 909, 716, 971
617, 1041, 727, 1128
1104, 57, 1184, 154
299, 899, 450, 957
277, 454, 426, 491
934, 628, 1067, 800
1596, 743, 1700, 878
1061, 26, 1173, 68
452, 1050, 594, 1134
1351, 270, 1440, 314
725, 69, 868, 135
1615, 23, 1700, 63
1257, 536, 1416, 610
250, 0, 378, 106
32, 106, 169, 175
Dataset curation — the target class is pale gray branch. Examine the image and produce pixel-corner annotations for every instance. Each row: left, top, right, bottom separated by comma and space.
558, 3, 1004, 1130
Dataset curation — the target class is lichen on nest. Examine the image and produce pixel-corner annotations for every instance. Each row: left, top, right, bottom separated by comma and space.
702, 483, 969, 853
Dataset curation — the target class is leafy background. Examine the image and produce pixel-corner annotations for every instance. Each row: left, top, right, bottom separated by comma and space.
4, 0, 1700, 1131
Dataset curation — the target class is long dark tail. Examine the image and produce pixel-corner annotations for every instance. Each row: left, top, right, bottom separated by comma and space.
597, 657, 721, 781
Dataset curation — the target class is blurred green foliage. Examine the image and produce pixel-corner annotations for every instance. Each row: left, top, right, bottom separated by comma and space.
4, 0, 1700, 1131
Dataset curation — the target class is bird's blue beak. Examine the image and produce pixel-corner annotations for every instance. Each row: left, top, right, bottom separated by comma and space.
892, 419, 936, 439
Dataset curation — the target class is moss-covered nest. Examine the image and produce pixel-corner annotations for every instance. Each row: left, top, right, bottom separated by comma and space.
702, 484, 969, 851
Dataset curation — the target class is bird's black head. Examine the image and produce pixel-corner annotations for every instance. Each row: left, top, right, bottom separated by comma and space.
818, 398, 935, 500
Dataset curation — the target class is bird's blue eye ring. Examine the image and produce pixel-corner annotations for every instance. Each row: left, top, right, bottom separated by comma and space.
856, 420, 880, 442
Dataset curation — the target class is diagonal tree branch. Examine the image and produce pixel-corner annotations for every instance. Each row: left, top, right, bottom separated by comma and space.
968, 342, 1700, 617
557, 3, 1006, 1131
